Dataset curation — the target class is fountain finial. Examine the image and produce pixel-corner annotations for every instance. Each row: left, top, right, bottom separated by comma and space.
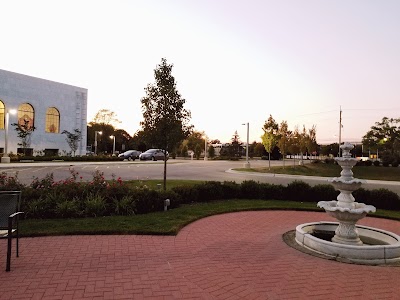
340, 142, 354, 158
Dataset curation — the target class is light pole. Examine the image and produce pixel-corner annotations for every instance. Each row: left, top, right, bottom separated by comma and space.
110, 135, 115, 155
242, 122, 250, 168
94, 131, 102, 155
204, 133, 208, 161
1, 109, 17, 164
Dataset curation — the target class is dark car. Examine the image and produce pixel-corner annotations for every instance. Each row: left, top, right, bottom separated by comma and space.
139, 149, 169, 161
118, 150, 142, 161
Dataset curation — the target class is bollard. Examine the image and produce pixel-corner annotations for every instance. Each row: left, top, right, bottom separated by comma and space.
164, 199, 170, 211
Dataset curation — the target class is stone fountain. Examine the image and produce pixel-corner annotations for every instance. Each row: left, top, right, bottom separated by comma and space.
295, 142, 400, 264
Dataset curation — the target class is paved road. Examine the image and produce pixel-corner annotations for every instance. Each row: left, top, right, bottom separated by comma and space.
1, 159, 400, 194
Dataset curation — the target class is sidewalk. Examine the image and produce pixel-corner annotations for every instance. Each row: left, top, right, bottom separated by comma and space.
1, 211, 399, 299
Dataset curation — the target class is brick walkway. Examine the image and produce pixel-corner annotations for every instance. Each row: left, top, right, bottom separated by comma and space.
1, 211, 400, 299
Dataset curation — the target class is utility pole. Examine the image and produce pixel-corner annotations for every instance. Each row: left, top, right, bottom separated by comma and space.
339, 106, 342, 156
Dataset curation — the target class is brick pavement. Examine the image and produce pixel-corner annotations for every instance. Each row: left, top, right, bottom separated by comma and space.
1, 211, 400, 299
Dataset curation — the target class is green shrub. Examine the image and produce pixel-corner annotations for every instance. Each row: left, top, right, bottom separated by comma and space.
260, 183, 286, 200
392, 161, 399, 168
114, 195, 136, 216
221, 181, 241, 199
172, 185, 199, 204
55, 198, 81, 218
240, 180, 263, 199
365, 160, 373, 166
286, 180, 312, 202
353, 188, 400, 210
310, 184, 338, 202
133, 189, 163, 214
195, 181, 224, 202
84, 193, 106, 217
373, 160, 380, 166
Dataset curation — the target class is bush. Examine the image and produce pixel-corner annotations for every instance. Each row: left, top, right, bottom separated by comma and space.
172, 185, 199, 204
260, 183, 286, 200
240, 180, 263, 199
310, 184, 338, 202
324, 158, 335, 164
221, 181, 241, 199
353, 188, 400, 210
392, 161, 399, 168
373, 160, 380, 166
84, 193, 106, 217
285, 180, 312, 202
261, 156, 268, 160
194, 181, 225, 202
365, 160, 373, 166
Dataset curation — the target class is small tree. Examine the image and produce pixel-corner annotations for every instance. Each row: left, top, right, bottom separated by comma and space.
12, 119, 35, 156
140, 58, 192, 190
261, 115, 279, 169
208, 145, 215, 158
194, 144, 202, 160
277, 121, 289, 168
62, 129, 82, 156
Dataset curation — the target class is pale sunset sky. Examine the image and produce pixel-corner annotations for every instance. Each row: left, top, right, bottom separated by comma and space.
1, 0, 399, 144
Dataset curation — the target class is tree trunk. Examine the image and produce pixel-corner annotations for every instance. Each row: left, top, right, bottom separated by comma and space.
268, 152, 271, 170
163, 150, 167, 191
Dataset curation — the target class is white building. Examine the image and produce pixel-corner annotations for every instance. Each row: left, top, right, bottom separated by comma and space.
0, 69, 87, 156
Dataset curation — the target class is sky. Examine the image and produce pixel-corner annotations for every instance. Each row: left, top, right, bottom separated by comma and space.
1, 0, 400, 144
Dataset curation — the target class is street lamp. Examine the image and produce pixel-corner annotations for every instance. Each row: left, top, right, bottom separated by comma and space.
110, 135, 115, 155
1, 109, 17, 163
94, 131, 102, 155
204, 133, 208, 161
242, 122, 250, 168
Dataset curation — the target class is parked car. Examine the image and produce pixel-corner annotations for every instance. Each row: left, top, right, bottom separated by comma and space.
139, 149, 169, 161
118, 150, 142, 161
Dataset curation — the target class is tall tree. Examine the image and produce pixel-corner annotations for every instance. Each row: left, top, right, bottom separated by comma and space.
362, 117, 400, 155
140, 58, 192, 190
287, 126, 300, 167
298, 125, 308, 165
91, 109, 121, 127
277, 120, 289, 168
307, 125, 318, 158
261, 115, 279, 169
186, 131, 205, 153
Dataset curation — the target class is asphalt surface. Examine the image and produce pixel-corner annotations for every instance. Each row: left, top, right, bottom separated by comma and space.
0, 159, 400, 194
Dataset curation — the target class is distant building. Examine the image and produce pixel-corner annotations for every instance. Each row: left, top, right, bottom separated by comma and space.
0, 69, 87, 156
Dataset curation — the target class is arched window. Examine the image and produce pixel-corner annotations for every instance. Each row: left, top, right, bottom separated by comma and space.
17, 103, 35, 130
0, 101, 4, 130
45, 107, 60, 133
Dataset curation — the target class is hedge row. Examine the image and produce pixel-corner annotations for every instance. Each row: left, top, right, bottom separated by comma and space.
1, 171, 399, 219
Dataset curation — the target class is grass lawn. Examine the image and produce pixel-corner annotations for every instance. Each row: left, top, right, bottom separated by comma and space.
20, 199, 400, 237
236, 162, 400, 181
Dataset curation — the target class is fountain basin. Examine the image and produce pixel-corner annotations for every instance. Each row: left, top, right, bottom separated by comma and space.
328, 178, 364, 192
295, 222, 400, 265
